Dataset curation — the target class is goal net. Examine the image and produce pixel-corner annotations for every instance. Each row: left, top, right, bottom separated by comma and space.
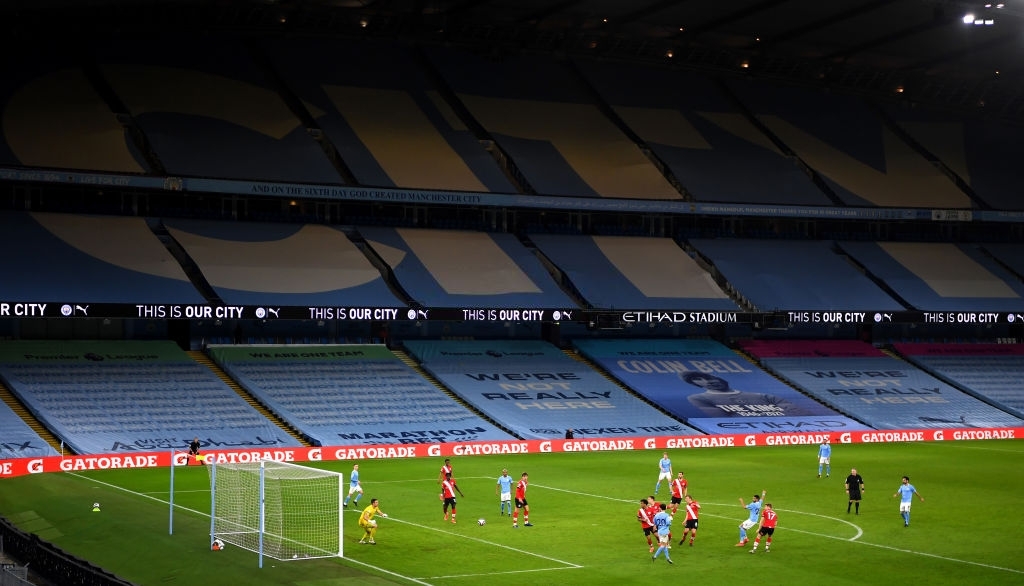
209, 460, 344, 562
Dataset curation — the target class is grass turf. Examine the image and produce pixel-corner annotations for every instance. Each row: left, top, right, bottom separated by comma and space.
1, 439, 1021, 585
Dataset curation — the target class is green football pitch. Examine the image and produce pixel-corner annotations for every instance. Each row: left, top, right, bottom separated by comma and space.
1, 440, 1022, 585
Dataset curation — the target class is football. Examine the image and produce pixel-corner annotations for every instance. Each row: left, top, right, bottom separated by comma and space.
477, 518, 486, 526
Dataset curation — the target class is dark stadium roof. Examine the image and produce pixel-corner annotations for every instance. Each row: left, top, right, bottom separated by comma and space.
5, 0, 1024, 120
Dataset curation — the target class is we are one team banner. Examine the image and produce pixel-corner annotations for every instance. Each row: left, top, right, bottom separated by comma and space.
1, 427, 1019, 479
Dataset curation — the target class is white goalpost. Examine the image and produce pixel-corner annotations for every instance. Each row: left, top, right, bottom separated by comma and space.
208, 460, 344, 567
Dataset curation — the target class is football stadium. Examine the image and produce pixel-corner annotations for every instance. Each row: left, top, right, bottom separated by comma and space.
1, 1, 1023, 584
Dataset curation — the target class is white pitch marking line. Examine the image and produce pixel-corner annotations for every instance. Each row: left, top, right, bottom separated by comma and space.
423, 566, 582, 580
533, 482, 633, 503
934, 444, 1024, 454
780, 523, 1024, 575
371, 513, 581, 570
68, 472, 206, 514
142, 489, 208, 496
69, 472, 435, 586
339, 557, 435, 586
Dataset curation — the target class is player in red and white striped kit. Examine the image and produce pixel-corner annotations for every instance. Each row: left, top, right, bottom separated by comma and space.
512, 472, 532, 527
441, 473, 464, 524
750, 503, 778, 553
669, 472, 689, 515
637, 498, 656, 553
679, 494, 701, 547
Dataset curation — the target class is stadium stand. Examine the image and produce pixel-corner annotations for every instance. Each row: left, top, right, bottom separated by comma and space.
573, 339, 867, 434
358, 226, 576, 308
838, 241, 1024, 311
0, 211, 205, 304
724, 79, 971, 208
209, 344, 515, 446
894, 342, 1024, 420
164, 219, 403, 307
688, 238, 905, 311
0, 54, 149, 173
92, 38, 341, 183
982, 244, 1024, 278
882, 106, 1022, 211
739, 339, 888, 359
529, 234, 737, 310
746, 340, 1024, 429
0, 400, 59, 458
263, 38, 514, 193
423, 47, 680, 199
404, 339, 702, 439
2, 3, 1024, 584
574, 60, 831, 205
0, 341, 301, 454
0, 10, 1018, 457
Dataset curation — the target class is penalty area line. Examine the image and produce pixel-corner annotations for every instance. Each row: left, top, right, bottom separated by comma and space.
532, 482, 631, 503
422, 566, 581, 580
784, 525, 1024, 576
379, 514, 582, 570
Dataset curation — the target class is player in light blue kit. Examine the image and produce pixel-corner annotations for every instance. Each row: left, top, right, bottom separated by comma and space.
736, 490, 765, 546
651, 503, 674, 564
893, 476, 924, 527
343, 464, 363, 507
655, 452, 673, 494
817, 437, 832, 478
496, 468, 515, 516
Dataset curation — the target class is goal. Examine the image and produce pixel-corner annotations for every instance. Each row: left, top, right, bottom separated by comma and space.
208, 460, 344, 564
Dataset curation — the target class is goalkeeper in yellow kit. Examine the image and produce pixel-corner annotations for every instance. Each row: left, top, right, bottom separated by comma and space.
358, 498, 388, 544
